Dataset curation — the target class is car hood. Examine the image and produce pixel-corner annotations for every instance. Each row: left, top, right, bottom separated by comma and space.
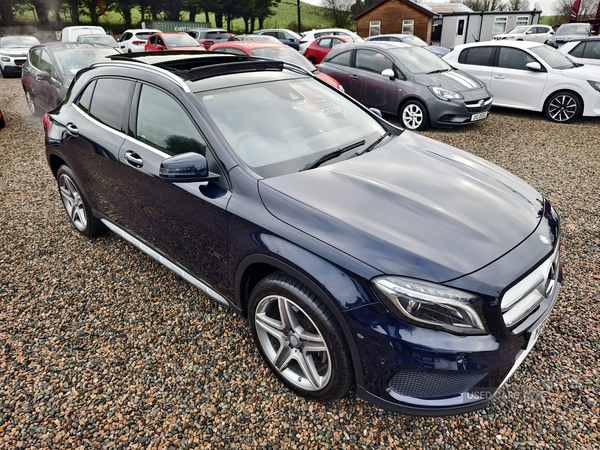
413, 69, 485, 92
560, 64, 600, 81
0, 48, 29, 56
258, 131, 543, 282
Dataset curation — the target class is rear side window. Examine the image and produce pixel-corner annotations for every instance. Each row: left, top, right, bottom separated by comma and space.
328, 50, 352, 66
318, 38, 332, 48
89, 78, 134, 131
136, 84, 207, 156
458, 47, 494, 66
76, 80, 95, 113
581, 41, 600, 59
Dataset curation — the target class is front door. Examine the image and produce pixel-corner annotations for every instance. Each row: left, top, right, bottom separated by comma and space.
454, 17, 467, 47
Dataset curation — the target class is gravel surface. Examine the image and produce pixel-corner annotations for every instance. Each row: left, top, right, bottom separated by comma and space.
1, 75, 599, 449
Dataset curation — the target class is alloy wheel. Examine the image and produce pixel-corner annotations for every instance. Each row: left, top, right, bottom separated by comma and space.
547, 94, 578, 122
58, 173, 88, 232
402, 103, 424, 129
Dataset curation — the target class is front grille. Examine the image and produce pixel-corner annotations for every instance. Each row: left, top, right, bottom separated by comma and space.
501, 241, 560, 328
14, 59, 26, 66
388, 369, 487, 398
465, 97, 493, 113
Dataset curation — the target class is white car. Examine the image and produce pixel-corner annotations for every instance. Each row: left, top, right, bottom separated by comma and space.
117, 29, 161, 53
299, 28, 362, 54
60, 25, 105, 42
443, 40, 600, 123
0, 35, 41, 78
492, 25, 554, 43
558, 37, 600, 67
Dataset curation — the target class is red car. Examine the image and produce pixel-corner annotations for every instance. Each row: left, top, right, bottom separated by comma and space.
144, 32, 205, 52
304, 35, 356, 65
209, 41, 342, 90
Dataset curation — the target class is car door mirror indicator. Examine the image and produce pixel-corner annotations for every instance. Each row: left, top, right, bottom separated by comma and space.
159, 152, 220, 182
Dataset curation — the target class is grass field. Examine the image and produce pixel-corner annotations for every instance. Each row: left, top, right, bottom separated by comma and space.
9, 0, 339, 33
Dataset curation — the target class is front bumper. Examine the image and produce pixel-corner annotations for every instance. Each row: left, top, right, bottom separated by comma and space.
347, 239, 561, 416
430, 95, 493, 127
0, 57, 27, 75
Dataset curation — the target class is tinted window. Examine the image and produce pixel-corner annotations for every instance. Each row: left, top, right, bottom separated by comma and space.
89, 78, 133, 131
328, 50, 352, 66
582, 41, 600, 59
318, 38, 332, 48
220, 47, 248, 56
569, 42, 585, 57
39, 50, 53, 72
458, 47, 494, 66
137, 84, 207, 156
76, 80, 95, 113
497, 47, 535, 70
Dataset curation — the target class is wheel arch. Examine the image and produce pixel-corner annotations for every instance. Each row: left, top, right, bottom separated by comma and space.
234, 252, 367, 387
47, 153, 67, 179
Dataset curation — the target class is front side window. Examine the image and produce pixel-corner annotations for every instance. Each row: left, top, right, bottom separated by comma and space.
197, 78, 385, 178
493, 17, 508, 34
370, 21, 381, 37
39, 50, 53, 72
355, 49, 393, 73
137, 84, 207, 156
402, 20, 414, 35
89, 78, 134, 131
497, 47, 535, 70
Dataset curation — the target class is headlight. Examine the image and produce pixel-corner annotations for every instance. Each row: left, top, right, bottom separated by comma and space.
588, 80, 600, 92
428, 86, 463, 101
372, 276, 487, 335
1, 57, 10, 62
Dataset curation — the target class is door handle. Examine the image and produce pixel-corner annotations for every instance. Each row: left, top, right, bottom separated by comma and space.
65, 123, 79, 137
124, 150, 143, 168
493, 75, 505, 79
350, 74, 358, 79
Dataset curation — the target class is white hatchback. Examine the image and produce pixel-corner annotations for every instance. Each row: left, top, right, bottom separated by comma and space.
558, 37, 600, 67
443, 40, 600, 123
117, 29, 161, 53
492, 25, 554, 44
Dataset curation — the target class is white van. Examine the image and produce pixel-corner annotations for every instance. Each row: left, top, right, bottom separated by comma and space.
60, 26, 106, 42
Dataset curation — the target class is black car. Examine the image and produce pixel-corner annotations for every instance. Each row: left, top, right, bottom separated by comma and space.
22, 42, 117, 116
44, 52, 561, 416
545, 22, 593, 48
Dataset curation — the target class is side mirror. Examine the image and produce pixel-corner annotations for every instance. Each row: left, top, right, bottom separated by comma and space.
525, 61, 542, 71
550, 31, 555, 35
369, 108, 382, 117
159, 152, 219, 182
36, 70, 52, 81
381, 68, 395, 78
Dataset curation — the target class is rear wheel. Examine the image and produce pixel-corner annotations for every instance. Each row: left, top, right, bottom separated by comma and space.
249, 271, 354, 402
544, 91, 582, 123
56, 165, 106, 237
400, 100, 430, 131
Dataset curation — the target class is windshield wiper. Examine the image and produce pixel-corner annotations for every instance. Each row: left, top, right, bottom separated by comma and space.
427, 69, 450, 74
300, 140, 366, 171
354, 130, 393, 157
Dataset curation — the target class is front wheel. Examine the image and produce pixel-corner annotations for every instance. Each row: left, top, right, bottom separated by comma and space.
56, 165, 106, 237
544, 91, 582, 123
249, 272, 354, 402
400, 100, 430, 131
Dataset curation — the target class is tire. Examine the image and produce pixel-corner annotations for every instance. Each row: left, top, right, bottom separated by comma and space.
400, 100, 429, 131
308, 56, 317, 65
24, 88, 43, 117
544, 91, 582, 123
1, 66, 8, 78
248, 271, 354, 402
56, 165, 106, 237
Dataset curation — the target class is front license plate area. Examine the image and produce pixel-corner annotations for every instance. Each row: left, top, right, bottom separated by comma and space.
471, 111, 488, 121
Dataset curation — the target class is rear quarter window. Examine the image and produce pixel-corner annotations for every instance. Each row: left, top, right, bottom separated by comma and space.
327, 50, 352, 67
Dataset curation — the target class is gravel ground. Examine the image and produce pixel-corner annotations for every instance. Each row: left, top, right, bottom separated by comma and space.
1, 75, 599, 449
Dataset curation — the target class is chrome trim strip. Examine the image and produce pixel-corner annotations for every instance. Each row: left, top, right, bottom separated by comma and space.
101, 219, 228, 306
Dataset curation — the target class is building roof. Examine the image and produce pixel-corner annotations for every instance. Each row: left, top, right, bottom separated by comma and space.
352, 0, 437, 20
423, 3, 474, 13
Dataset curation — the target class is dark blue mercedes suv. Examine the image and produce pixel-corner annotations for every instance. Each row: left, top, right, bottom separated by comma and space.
43, 52, 561, 416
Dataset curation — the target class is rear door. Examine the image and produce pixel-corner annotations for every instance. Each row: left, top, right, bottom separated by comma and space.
318, 49, 357, 94
455, 45, 495, 89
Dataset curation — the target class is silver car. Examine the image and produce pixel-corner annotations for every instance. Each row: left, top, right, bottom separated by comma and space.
318, 41, 492, 130
0, 35, 41, 78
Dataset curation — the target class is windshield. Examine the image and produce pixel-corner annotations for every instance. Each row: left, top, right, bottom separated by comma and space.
400, 35, 427, 47
54, 48, 117, 75
387, 45, 451, 73
197, 78, 385, 178
507, 26, 530, 35
77, 35, 117, 47
164, 33, 201, 47
556, 24, 590, 35
0, 36, 41, 48
530, 44, 575, 69
250, 46, 316, 72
